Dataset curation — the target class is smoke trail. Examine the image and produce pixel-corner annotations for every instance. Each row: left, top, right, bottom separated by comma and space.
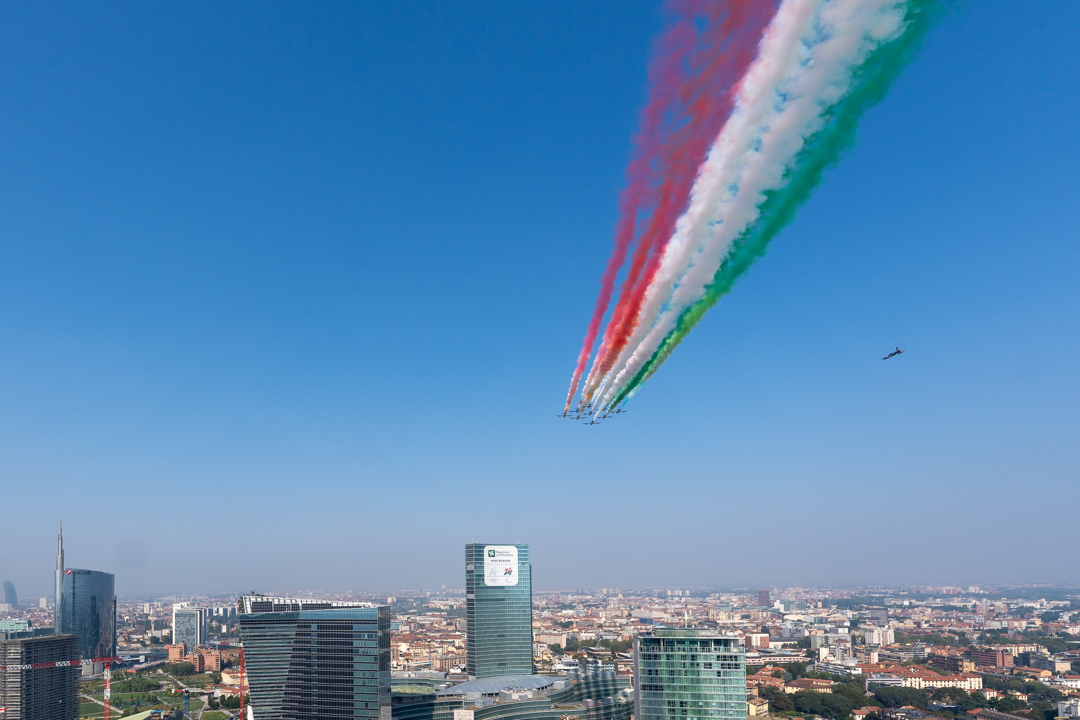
563, 7, 699, 412
574, 0, 779, 410
598, 0, 940, 411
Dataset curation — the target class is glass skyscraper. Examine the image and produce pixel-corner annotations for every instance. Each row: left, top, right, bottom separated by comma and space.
634, 628, 746, 720
238, 595, 391, 720
173, 605, 208, 653
3, 581, 17, 608
57, 570, 116, 661
465, 543, 532, 679
53, 522, 116, 663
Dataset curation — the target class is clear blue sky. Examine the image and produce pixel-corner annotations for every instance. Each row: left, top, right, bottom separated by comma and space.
1, 2, 1077, 599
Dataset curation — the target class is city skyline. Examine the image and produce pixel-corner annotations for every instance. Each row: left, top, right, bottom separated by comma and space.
3, 523, 1080, 599
1, 2, 1078, 596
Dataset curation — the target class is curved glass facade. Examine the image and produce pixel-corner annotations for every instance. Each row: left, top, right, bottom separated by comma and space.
465, 544, 532, 679
634, 629, 746, 720
3, 581, 17, 607
58, 569, 115, 660
392, 672, 631, 720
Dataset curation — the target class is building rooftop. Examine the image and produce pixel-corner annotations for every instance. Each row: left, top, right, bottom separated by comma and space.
240, 595, 380, 614
434, 674, 563, 697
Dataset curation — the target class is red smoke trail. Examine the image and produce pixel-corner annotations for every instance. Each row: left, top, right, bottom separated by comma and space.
564, 9, 697, 411
578, 0, 778, 406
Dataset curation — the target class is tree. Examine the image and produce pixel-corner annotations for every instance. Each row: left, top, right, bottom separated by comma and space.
163, 663, 195, 676
1029, 700, 1058, 720
786, 662, 809, 679
873, 686, 928, 709
112, 677, 161, 694
991, 696, 1023, 713
793, 691, 824, 717
760, 687, 793, 713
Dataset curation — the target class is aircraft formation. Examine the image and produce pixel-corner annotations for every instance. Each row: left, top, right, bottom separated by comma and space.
560, 348, 904, 422
556, 406, 627, 425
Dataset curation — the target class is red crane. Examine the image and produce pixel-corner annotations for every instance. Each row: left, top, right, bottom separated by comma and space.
0, 656, 119, 720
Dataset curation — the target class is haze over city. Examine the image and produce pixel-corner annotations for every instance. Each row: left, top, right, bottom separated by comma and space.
1, 0, 1078, 601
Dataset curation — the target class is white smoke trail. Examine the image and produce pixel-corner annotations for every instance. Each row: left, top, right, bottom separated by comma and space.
595, 0, 910, 409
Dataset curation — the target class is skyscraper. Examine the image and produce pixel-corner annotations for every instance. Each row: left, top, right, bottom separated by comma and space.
54, 522, 64, 631
238, 595, 390, 720
756, 590, 769, 608
3, 581, 17, 608
634, 628, 746, 720
172, 605, 207, 653
54, 523, 116, 664
0, 633, 81, 720
465, 543, 532, 679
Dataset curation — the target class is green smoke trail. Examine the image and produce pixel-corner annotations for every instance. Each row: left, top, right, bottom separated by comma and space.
610, 0, 943, 408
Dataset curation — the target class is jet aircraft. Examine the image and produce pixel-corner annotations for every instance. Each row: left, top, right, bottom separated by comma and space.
882, 346, 904, 360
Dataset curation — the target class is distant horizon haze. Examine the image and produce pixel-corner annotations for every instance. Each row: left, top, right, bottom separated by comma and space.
0, 2, 1077, 597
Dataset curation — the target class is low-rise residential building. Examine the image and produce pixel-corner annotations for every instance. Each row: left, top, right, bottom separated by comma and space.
747, 698, 769, 716
785, 678, 834, 694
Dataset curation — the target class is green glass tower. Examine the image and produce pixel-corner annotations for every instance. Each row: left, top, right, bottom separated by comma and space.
634, 628, 746, 720
465, 543, 532, 679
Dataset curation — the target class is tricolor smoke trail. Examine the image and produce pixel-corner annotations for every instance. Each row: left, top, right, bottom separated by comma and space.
566, 0, 938, 415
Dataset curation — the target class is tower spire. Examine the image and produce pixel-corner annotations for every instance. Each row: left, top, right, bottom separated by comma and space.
54, 519, 64, 630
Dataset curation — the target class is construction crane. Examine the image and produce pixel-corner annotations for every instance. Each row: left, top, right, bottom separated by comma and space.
0, 655, 119, 720
1, 646, 248, 720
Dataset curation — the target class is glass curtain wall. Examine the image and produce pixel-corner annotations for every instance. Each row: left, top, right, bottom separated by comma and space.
58, 570, 115, 660
465, 544, 533, 679
239, 598, 391, 720
635, 629, 746, 720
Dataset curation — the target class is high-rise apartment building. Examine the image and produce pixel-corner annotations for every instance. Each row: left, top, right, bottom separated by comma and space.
465, 543, 532, 679
0, 633, 80, 720
238, 595, 390, 720
756, 590, 769, 608
634, 628, 746, 720
53, 523, 116, 664
172, 605, 208, 653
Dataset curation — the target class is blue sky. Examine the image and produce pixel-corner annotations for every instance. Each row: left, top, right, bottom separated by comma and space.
1, 2, 1077, 599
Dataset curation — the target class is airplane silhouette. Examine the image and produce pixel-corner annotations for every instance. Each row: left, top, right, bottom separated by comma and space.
882, 346, 904, 360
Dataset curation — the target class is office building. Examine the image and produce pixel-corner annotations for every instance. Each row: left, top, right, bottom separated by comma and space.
634, 628, 746, 720
54, 523, 116, 664
866, 608, 888, 625
172, 605, 208, 653
465, 543, 533, 680
3, 581, 16, 608
0, 633, 80, 720
238, 595, 390, 720
756, 590, 769, 608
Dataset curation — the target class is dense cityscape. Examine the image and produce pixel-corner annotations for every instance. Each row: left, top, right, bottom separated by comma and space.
1, 535, 1078, 720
